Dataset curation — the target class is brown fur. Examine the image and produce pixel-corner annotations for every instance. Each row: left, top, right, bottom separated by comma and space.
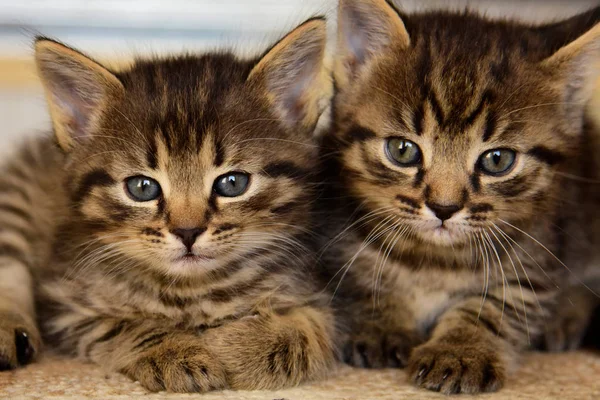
322, 0, 600, 394
0, 18, 338, 392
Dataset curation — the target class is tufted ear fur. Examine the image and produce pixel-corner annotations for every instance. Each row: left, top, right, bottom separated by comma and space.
540, 11, 600, 128
335, 0, 410, 90
35, 38, 124, 151
248, 17, 332, 132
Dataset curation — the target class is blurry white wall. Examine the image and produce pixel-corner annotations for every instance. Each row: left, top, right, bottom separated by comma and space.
0, 0, 597, 154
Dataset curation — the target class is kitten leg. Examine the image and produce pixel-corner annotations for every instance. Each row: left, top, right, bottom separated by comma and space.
200, 305, 337, 390
543, 287, 599, 352
46, 314, 228, 392
342, 303, 422, 368
0, 240, 40, 370
407, 289, 542, 394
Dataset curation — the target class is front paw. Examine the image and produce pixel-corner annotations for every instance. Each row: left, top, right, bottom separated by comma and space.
343, 330, 421, 369
0, 310, 40, 370
408, 340, 505, 394
121, 337, 227, 393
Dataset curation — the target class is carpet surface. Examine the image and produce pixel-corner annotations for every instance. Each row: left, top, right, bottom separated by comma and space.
0, 352, 598, 399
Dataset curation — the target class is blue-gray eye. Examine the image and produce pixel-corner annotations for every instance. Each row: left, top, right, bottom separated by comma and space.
478, 149, 517, 176
125, 176, 161, 202
213, 172, 250, 197
386, 138, 421, 166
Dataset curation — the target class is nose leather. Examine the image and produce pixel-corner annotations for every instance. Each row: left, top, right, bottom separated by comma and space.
171, 227, 206, 251
426, 202, 461, 221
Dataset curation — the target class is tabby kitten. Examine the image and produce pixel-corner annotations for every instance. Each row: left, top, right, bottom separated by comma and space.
0, 18, 337, 392
323, 0, 600, 394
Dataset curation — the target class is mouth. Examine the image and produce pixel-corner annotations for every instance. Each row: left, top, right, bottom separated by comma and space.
177, 252, 214, 263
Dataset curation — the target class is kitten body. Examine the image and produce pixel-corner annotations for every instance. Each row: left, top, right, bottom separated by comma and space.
323, 0, 600, 394
0, 19, 337, 392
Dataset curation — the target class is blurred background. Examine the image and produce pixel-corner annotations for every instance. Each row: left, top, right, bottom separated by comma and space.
0, 0, 597, 155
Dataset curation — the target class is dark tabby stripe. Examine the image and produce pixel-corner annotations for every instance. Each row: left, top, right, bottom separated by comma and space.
345, 125, 376, 143
0, 243, 28, 266
213, 138, 225, 167
0, 204, 32, 223
73, 169, 116, 204
133, 332, 169, 351
84, 320, 129, 357
482, 111, 497, 142
465, 90, 494, 128
527, 146, 565, 166
263, 161, 311, 180
458, 307, 504, 338
146, 137, 158, 169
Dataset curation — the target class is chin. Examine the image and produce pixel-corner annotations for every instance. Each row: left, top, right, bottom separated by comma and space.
156, 255, 218, 278
416, 226, 468, 247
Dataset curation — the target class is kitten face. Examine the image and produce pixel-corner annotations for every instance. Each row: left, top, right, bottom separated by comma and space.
73, 67, 314, 277
36, 19, 330, 277
332, 2, 599, 248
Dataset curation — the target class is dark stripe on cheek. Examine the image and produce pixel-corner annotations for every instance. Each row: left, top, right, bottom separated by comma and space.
213, 223, 238, 235
263, 161, 311, 180
395, 194, 420, 209
73, 169, 116, 204
270, 201, 298, 215
345, 125, 376, 143
157, 197, 166, 216
412, 168, 425, 188
489, 173, 533, 197
527, 146, 565, 166
103, 199, 132, 222
470, 203, 493, 213
242, 191, 275, 211
470, 173, 481, 193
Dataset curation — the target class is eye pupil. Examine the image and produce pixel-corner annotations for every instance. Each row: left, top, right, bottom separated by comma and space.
214, 172, 250, 197
386, 138, 421, 166
478, 149, 516, 176
492, 152, 501, 165
125, 176, 161, 202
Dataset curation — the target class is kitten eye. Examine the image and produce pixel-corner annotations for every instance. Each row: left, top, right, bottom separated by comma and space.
213, 172, 250, 197
478, 149, 517, 176
125, 176, 161, 202
386, 138, 421, 166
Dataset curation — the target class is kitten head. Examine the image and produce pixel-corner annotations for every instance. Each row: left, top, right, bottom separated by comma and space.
329, 0, 599, 248
35, 17, 331, 278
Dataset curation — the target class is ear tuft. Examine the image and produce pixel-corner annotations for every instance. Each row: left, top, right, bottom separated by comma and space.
335, 0, 410, 90
35, 38, 124, 150
248, 17, 332, 132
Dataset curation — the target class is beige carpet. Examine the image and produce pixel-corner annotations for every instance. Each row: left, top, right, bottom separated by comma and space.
0, 352, 598, 399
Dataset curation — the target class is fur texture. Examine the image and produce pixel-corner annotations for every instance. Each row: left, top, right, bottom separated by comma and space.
0, 18, 338, 392
322, 0, 600, 394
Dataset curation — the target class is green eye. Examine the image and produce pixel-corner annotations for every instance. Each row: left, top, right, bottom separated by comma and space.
386, 138, 421, 166
125, 176, 161, 202
478, 149, 517, 176
213, 172, 250, 197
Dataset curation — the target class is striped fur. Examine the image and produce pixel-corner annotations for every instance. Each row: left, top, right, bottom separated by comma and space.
323, 0, 600, 395
0, 18, 337, 392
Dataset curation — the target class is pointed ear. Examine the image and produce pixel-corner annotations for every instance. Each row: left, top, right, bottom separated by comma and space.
335, 0, 410, 90
248, 17, 332, 132
540, 21, 600, 124
35, 38, 124, 151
